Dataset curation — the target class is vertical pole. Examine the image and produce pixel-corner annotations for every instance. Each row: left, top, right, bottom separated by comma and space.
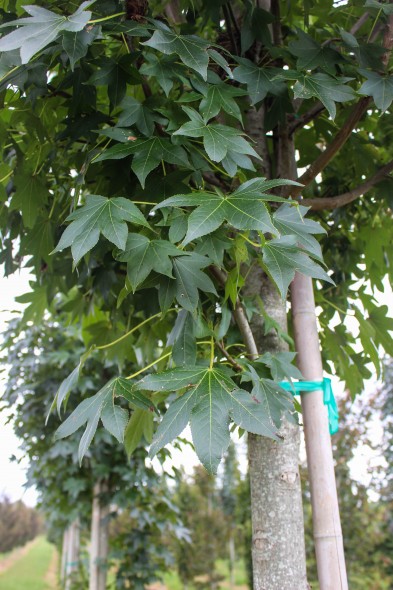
291, 273, 348, 590
65, 519, 80, 590
60, 528, 69, 587
89, 482, 109, 590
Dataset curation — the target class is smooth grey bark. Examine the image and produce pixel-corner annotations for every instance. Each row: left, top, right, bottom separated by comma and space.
243, 7, 309, 574
245, 268, 308, 590
89, 482, 110, 590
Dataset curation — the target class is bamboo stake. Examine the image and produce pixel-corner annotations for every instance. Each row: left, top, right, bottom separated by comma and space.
291, 273, 348, 590
60, 528, 69, 587
89, 482, 109, 590
65, 519, 80, 590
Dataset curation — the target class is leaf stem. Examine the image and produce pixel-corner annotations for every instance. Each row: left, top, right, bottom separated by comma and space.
97, 310, 176, 350
89, 12, 125, 24
209, 336, 215, 369
126, 351, 172, 380
239, 233, 261, 248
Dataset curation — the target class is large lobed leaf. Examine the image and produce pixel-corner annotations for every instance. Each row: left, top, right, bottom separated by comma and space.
54, 195, 149, 264
135, 366, 292, 473
0, 2, 94, 63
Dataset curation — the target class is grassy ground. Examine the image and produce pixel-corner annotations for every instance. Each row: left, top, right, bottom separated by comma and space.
0, 536, 56, 590
157, 559, 248, 590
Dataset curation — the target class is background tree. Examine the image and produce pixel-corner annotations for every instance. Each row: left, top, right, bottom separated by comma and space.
1, 316, 184, 589
0, 496, 43, 553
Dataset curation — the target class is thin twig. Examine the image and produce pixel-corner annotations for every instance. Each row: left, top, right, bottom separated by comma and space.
216, 340, 243, 372
209, 265, 259, 359
350, 12, 370, 36
289, 101, 325, 135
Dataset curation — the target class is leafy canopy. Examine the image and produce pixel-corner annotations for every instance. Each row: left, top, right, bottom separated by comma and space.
1, 0, 393, 472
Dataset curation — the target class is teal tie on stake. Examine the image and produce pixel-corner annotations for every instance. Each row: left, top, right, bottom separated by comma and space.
278, 378, 339, 435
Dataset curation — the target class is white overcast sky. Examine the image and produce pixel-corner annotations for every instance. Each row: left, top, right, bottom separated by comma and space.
0, 268, 392, 506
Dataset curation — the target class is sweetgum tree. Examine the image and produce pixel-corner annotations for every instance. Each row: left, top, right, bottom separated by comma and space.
1, 1, 393, 588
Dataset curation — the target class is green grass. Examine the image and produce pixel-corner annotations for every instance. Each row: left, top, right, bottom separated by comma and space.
216, 559, 248, 586
0, 536, 56, 590
159, 559, 249, 590
161, 570, 183, 590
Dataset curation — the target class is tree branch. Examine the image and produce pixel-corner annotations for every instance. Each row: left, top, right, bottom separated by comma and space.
287, 97, 371, 199
286, 13, 393, 200
216, 340, 243, 372
209, 265, 259, 359
350, 12, 369, 36
288, 101, 325, 135
301, 159, 393, 210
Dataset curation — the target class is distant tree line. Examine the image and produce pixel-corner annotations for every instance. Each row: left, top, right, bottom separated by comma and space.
0, 495, 43, 553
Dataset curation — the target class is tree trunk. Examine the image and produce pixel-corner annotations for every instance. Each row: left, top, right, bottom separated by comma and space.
65, 519, 80, 590
228, 530, 235, 588
89, 482, 110, 590
243, 52, 308, 583
291, 273, 348, 589
60, 528, 69, 587
245, 269, 308, 590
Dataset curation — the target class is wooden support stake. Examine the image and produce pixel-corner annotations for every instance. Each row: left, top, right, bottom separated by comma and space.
291, 273, 348, 590
64, 519, 80, 590
89, 482, 109, 590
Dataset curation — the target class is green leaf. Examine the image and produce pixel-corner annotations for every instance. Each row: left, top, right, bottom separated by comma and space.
243, 365, 295, 428
54, 376, 151, 461
199, 82, 246, 123
262, 236, 334, 298
15, 284, 48, 324
117, 96, 157, 136
62, 26, 99, 70
113, 377, 156, 412
149, 388, 200, 458
233, 58, 284, 105
158, 276, 177, 312
172, 253, 217, 312
155, 178, 299, 245
140, 53, 185, 96
56, 366, 80, 416
124, 409, 153, 457
10, 171, 48, 228
95, 137, 190, 187
257, 352, 303, 381
116, 233, 182, 290
55, 385, 110, 441
367, 305, 393, 356
138, 366, 281, 473
293, 73, 355, 120
195, 233, 230, 265
173, 107, 259, 162
78, 413, 100, 464
101, 397, 129, 443
273, 204, 325, 260
168, 310, 197, 366
0, 2, 93, 64
359, 70, 393, 112
288, 29, 342, 74
207, 49, 233, 79
143, 29, 210, 80
54, 195, 149, 264
354, 308, 380, 377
